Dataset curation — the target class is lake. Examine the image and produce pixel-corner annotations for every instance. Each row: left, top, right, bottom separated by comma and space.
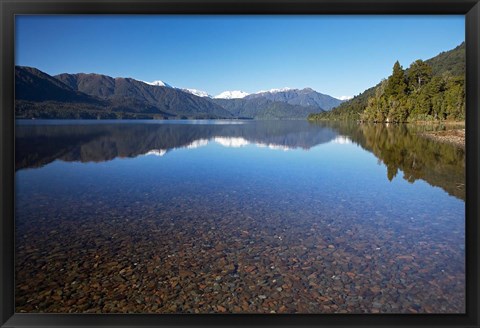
15, 119, 465, 314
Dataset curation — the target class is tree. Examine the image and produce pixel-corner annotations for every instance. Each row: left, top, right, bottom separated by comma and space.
385, 61, 408, 98
444, 76, 465, 120
388, 96, 408, 123
407, 59, 432, 92
424, 76, 443, 120
362, 80, 387, 122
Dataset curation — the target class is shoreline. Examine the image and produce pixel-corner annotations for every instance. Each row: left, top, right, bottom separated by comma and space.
409, 120, 465, 127
419, 128, 465, 149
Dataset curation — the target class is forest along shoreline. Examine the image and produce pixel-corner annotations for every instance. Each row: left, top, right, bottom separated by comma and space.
307, 42, 466, 149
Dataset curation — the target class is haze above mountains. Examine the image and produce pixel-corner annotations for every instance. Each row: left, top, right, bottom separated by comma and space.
15, 66, 344, 120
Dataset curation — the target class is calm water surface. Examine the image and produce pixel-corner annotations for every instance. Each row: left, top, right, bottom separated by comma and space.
15, 120, 465, 314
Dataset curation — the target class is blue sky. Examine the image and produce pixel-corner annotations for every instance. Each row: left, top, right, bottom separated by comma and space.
16, 15, 464, 98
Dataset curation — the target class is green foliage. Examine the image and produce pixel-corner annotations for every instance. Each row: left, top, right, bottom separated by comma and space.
426, 42, 465, 77
385, 61, 408, 97
407, 60, 432, 92
443, 76, 465, 121
309, 42, 465, 123
360, 59, 464, 123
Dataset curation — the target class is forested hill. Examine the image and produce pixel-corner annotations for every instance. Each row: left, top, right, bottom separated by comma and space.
308, 42, 465, 122
425, 42, 465, 76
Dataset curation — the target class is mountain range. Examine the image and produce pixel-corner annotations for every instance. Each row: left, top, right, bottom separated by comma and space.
180, 87, 343, 111
244, 88, 342, 110
15, 67, 344, 120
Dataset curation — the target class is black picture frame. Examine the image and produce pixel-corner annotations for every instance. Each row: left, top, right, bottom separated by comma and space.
1, 1, 479, 327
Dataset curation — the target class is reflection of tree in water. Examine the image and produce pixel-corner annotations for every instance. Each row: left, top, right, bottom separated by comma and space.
322, 121, 465, 201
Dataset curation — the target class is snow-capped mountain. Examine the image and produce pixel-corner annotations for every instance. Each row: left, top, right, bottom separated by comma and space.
254, 87, 293, 94
136, 76, 343, 111
140, 81, 214, 98
214, 90, 250, 99
142, 80, 173, 88
136, 79, 344, 112
143, 149, 168, 157
182, 88, 211, 98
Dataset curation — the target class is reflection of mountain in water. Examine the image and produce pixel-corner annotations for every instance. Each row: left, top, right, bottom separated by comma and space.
16, 120, 465, 201
141, 136, 309, 155
320, 122, 465, 201
15, 120, 338, 170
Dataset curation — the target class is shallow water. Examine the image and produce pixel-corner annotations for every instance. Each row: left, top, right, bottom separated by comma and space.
15, 120, 465, 313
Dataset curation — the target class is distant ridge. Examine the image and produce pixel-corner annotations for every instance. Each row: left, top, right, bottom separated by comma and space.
245, 87, 343, 111
16, 67, 341, 120
15, 67, 233, 119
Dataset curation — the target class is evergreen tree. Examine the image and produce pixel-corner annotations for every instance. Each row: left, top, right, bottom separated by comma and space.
444, 76, 465, 120
385, 61, 407, 97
